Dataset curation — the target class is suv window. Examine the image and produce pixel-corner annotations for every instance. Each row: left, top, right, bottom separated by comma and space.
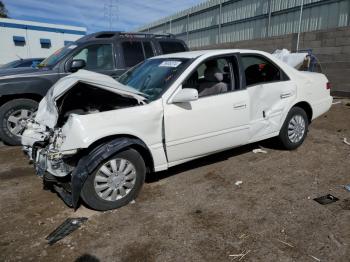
159, 41, 186, 54
122, 41, 144, 68
241, 55, 281, 86
183, 57, 235, 98
73, 44, 114, 70
143, 42, 154, 58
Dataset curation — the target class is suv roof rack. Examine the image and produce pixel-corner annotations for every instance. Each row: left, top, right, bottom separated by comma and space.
79, 31, 175, 41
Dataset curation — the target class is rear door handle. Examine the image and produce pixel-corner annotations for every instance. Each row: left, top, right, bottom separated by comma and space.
280, 92, 292, 99
233, 103, 247, 110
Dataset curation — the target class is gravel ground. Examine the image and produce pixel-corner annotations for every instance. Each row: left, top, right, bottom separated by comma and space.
0, 99, 349, 262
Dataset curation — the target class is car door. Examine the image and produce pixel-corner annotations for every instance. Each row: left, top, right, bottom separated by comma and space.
163, 55, 250, 165
240, 54, 297, 142
68, 42, 116, 76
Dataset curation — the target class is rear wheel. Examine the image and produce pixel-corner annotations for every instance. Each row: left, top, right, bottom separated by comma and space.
278, 107, 308, 150
0, 99, 38, 145
81, 148, 146, 211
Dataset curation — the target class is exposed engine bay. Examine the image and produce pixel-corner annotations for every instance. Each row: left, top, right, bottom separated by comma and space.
55, 82, 140, 127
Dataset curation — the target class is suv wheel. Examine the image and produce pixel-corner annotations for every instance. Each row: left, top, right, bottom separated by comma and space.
81, 148, 146, 211
0, 99, 38, 146
278, 107, 308, 150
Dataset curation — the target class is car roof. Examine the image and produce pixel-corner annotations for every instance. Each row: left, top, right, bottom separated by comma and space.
153, 49, 267, 59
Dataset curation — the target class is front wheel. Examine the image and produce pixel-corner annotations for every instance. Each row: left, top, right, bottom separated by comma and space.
81, 148, 146, 211
278, 107, 309, 150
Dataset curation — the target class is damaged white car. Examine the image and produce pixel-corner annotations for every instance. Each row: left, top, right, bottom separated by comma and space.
22, 50, 332, 211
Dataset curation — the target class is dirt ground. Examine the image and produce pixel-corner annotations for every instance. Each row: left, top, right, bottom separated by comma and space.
0, 99, 350, 262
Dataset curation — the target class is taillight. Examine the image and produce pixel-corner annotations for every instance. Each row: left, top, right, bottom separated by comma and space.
326, 82, 331, 89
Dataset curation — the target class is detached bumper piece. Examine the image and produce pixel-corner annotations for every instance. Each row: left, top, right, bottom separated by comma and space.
46, 217, 88, 245
43, 172, 73, 207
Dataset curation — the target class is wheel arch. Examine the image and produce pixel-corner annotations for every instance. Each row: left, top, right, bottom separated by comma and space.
85, 134, 155, 173
292, 101, 313, 123
0, 93, 43, 107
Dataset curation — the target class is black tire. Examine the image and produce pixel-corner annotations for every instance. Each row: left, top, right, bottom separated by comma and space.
81, 148, 146, 211
0, 99, 38, 146
278, 107, 309, 150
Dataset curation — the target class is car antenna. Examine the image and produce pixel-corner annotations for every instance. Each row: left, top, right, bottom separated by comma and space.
16, 54, 23, 61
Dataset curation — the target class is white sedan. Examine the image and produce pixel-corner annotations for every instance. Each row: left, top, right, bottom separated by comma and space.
22, 49, 332, 211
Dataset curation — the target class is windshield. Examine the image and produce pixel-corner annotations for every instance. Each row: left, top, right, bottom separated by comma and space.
38, 44, 77, 68
118, 58, 190, 101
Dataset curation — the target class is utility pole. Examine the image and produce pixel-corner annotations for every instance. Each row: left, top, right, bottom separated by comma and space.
104, 0, 119, 30
296, 0, 304, 52
218, 0, 222, 44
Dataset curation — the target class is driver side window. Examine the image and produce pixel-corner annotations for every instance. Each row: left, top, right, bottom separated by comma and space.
73, 44, 114, 70
183, 57, 235, 98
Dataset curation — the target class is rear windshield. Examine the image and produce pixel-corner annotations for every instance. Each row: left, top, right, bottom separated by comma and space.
159, 41, 186, 54
118, 58, 190, 101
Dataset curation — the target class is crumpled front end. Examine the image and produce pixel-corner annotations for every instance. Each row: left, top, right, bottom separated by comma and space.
21, 70, 147, 208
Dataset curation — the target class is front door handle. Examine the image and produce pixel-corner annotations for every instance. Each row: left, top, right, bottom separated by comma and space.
233, 103, 247, 110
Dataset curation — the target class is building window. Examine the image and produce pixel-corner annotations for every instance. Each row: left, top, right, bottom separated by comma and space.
13, 36, 26, 46
64, 40, 74, 46
40, 38, 51, 48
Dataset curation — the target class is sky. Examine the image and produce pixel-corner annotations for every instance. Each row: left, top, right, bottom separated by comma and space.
2, 0, 204, 33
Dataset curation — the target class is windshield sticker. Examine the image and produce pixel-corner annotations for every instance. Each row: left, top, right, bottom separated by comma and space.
159, 61, 182, 68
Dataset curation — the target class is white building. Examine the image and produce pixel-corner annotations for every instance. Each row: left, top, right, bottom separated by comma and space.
0, 18, 87, 65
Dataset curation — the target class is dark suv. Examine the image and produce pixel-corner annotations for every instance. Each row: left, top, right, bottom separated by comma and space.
0, 31, 188, 145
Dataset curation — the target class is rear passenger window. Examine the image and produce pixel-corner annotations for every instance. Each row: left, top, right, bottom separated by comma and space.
241, 55, 281, 86
122, 42, 144, 67
159, 41, 186, 54
143, 42, 154, 58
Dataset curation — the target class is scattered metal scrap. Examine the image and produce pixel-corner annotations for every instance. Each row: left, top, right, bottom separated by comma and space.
252, 148, 267, 154
276, 239, 294, 248
46, 217, 88, 245
343, 138, 350, 146
235, 181, 243, 186
229, 249, 251, 260
309, 255, 321, 261
344, 185, 350, 192
314, 194, 339, 205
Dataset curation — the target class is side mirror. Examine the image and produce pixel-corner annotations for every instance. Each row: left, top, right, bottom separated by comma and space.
172, 88, 198, 103
69, 59, 86, 72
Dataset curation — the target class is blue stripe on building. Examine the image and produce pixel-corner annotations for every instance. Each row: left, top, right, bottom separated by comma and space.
0, 22, 86, 35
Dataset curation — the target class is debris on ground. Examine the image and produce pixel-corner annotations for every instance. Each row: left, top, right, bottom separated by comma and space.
252, 148, 267, 154
229, 250, 251, 260
309, 255, 321, 261
332, 101, 342, 105
276, 239, 294, 248
314, 194, 339, 205
130, 200, 136, 204
344, 185, 350, 192
235, 181, 243, 186
46, 217, 88, 245
343, 138, 350, 146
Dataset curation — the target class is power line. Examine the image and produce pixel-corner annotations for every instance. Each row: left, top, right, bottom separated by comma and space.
104, 0, 119, 30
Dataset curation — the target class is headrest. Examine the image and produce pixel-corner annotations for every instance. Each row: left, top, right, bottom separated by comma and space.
204, 67, 223, 82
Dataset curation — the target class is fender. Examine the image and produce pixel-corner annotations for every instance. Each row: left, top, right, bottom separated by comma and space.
71, 137, 151, 209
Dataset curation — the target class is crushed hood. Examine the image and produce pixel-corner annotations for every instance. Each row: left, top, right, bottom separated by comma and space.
35, 70, 146, 129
